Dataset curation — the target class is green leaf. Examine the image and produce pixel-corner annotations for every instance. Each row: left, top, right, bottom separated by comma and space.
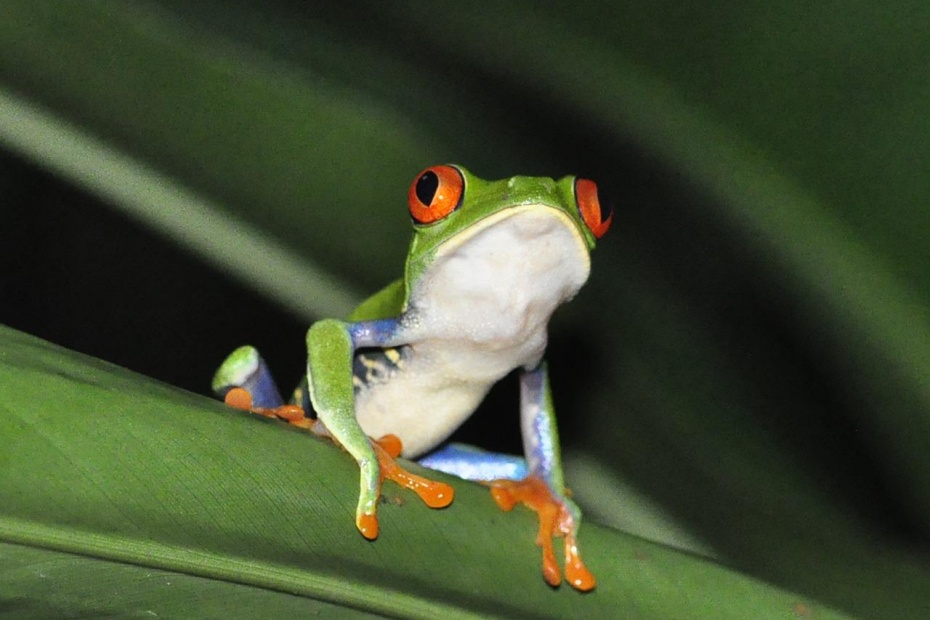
0, 542, 382, 619
0, 326, 846, 618
2, 1, 930, 618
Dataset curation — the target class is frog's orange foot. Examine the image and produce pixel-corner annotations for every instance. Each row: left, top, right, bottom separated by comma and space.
372, 435, 455, 510
487, 476, 596, 592
223, 387, 319, 431
352, 435, 454, 542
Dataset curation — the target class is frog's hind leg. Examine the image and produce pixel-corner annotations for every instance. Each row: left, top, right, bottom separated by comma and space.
418, 443, 528, 482
481, 363, 596, 592
213, 345, 286, 407
213, 345, 316, 430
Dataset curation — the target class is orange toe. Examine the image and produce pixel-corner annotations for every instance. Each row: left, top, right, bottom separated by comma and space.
224, 387, 253, 410
357, 513, 379, 540
372, 439, 455, 509
375, 434, 404, 458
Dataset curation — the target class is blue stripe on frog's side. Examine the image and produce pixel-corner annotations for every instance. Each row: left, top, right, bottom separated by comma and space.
214, 339, 410, 415
351, 346, 410, 392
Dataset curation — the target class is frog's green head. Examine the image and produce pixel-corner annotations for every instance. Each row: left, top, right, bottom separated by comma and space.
403, 165, 612, 287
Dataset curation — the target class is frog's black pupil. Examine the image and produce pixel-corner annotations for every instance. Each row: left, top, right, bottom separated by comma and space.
415, 171, 439, 206
596, 186, 613, 223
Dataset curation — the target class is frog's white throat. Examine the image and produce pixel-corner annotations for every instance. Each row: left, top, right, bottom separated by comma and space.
407, 205, 591, 354
353, 205, 591, 458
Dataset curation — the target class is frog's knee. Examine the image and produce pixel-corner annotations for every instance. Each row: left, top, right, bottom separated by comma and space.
212, 345, 285, 408
212, 345, 260, 394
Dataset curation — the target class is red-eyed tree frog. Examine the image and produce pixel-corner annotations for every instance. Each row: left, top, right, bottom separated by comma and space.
212, 165, 611, 591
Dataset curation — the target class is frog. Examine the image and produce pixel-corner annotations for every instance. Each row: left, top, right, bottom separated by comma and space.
212, 164, 611, 591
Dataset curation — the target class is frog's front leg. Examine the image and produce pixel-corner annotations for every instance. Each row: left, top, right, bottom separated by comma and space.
488, 362, 596, 591
306, 319, 453, 540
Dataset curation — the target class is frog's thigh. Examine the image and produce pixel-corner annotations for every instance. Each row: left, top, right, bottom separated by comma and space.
418, 443, 528, 481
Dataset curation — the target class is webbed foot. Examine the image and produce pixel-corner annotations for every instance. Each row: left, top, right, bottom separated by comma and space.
357, 434, 455, 539
223, 389, 454, 540
487, 476, 596, 591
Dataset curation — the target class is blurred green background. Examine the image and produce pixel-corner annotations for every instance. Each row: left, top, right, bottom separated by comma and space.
2, 1, 930, 617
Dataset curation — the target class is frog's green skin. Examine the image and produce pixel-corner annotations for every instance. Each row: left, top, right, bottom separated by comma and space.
213, 164, 609, 590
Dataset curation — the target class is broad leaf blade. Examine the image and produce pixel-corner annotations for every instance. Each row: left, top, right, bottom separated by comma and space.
0, 325, 849, 619
0, 542, 381, 620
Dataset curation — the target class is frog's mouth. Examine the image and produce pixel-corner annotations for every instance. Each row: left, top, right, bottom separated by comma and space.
435, 203, 590, 264
432, 203, 591, 274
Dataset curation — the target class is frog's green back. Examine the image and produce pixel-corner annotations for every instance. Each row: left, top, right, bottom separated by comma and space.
346, 278, 406, 321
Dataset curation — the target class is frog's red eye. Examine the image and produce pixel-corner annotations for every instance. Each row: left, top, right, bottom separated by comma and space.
574, 178, 612, 239
408, 165, 464, 225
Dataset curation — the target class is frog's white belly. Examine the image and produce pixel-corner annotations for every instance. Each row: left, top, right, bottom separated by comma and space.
354, 206, 590, 457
